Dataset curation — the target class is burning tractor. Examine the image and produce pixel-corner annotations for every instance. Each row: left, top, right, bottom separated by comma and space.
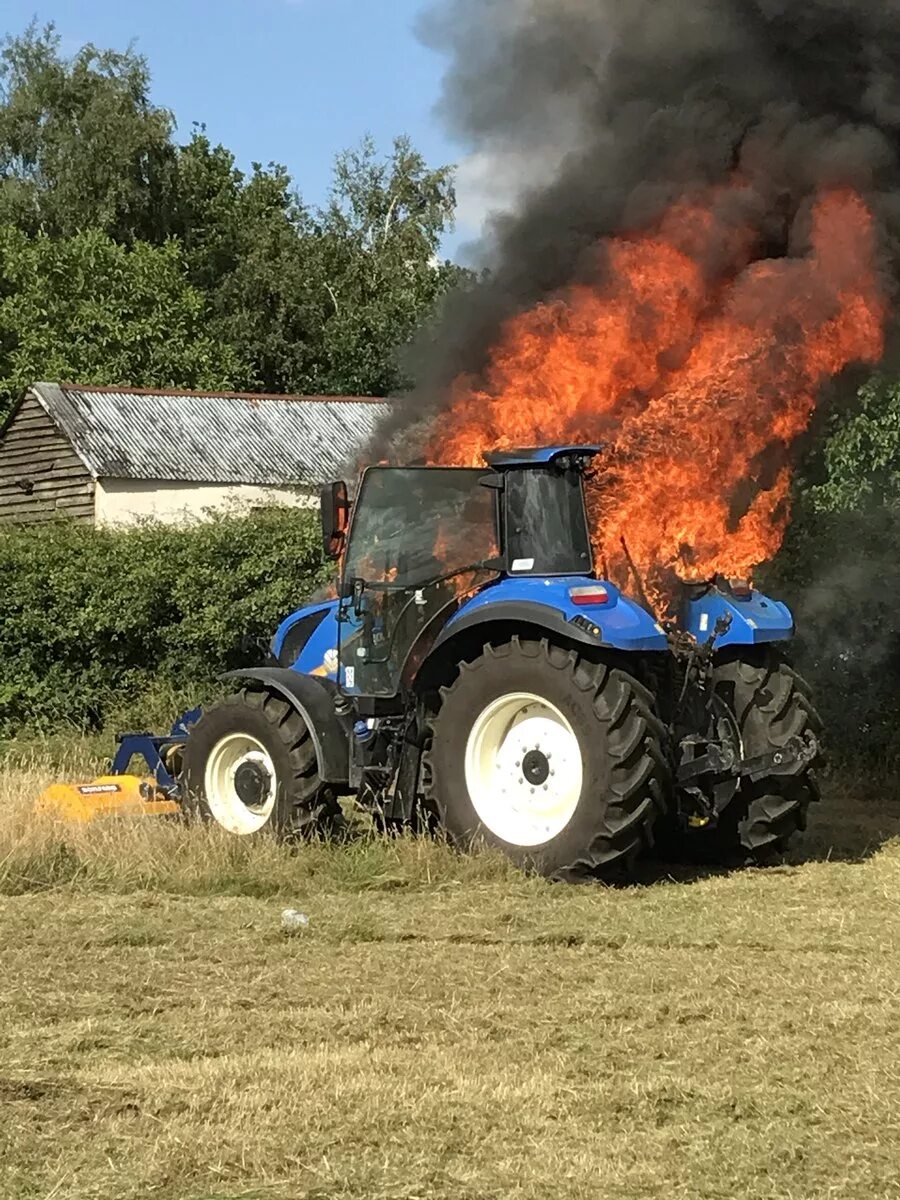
45, 446, 822, 878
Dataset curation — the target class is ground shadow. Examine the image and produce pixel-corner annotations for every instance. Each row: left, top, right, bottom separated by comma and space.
628, 771, 900, 888
786, 772, 900, 864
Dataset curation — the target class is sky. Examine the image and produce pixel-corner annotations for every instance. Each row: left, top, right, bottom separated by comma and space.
3, 0, 491, 255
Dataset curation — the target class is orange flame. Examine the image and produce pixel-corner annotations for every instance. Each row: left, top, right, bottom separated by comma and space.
428, 183, 885, 603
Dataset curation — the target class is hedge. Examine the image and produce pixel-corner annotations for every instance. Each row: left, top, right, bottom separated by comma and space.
0, 508, 330, 736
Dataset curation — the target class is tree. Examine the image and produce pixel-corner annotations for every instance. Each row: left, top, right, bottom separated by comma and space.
759, 372, 900, 762
169, 131, 296, 294
204, 136, 471, 395
312, 135, 470, 394
168, 133, 322, 391
0, 23, 176, 243
0, 226, 244, 408
807, 375, 900, 514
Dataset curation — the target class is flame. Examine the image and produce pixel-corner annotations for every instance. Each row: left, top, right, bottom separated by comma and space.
427, 183, 886, 605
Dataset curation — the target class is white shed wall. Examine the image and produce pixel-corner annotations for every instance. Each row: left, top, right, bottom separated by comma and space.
94, 478, 316, 527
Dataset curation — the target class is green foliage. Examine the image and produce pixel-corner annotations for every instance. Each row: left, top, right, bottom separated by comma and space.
310, 135, 470, 395
809, 375, 900, 514
0, 23, 176, 242
170, 132, 299, 295
0, 225, 245, 404
0, 508, 330, 736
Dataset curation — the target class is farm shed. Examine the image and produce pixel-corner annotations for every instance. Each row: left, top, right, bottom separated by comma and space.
0, 383, 389, 527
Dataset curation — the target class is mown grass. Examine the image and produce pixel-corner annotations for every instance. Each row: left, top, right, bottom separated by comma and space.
1, 757, 899, 1199
0, 758, 524, 899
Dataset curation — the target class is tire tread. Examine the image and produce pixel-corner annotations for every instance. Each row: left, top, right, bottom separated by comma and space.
708, 654, 822, 859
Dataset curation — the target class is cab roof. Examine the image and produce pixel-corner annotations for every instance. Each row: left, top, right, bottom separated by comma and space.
483, 445, 603, 468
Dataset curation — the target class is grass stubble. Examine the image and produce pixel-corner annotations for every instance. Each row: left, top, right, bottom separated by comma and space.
0, 750, 899, 1200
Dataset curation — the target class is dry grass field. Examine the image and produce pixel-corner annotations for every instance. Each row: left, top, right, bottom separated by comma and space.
1, 753, 900, 1200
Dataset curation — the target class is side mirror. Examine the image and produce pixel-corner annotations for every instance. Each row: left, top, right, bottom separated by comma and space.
320, 481, 350, 561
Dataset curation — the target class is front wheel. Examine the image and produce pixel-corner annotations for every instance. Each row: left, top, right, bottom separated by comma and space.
424, 638, 669, 879
181, 689, 342, 837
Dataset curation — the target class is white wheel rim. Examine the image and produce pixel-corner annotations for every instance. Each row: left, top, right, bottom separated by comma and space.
464, 692, 583, 847
203, 733, 277, 835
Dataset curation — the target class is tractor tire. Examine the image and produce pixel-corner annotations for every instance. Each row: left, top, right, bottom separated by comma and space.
688, 652, 823, 863
423, 637, 669, 880
181, 689, 343, 838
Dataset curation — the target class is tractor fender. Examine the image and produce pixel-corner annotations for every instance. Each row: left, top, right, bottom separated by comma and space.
220, 668, 350, 785
430, 589, 669, 657
684, 589, 795, 648
431, 600, 607, 656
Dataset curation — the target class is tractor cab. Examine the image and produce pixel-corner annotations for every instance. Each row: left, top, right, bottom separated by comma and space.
482, 445, 598, 576
320, 446, 601, 698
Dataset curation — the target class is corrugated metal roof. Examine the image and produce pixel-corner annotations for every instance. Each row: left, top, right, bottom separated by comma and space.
29, 383, 390, 486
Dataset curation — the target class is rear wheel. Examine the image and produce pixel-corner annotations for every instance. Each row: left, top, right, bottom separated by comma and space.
688, 652, 823, 862
181, 689, 342, 837
424, 637, 668, 879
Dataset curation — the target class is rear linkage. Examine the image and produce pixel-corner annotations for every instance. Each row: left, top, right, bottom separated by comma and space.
668, 613, 820, 830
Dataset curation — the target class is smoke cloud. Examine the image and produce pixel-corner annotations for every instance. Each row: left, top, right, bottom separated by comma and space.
375, 0, 900, 457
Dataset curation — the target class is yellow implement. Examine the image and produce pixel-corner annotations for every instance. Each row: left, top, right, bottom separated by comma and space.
36, 776, 181, 824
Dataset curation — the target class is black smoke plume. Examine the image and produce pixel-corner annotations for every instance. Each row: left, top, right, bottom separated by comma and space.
373, 0, 900, 457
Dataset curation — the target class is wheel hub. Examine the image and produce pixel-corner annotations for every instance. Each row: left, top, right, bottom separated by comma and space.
521, 748, 550, 787
234, 760, 272, 808
203, 733, 278, 835
464, 693, 584, 847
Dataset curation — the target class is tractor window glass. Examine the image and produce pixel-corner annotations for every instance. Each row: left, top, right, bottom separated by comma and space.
505, 468, 592, 575
344, 468, 498, 588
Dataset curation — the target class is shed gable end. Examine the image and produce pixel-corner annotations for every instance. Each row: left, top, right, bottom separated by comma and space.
0, 394, 94, 524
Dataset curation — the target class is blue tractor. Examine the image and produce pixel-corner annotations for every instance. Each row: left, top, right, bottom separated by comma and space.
174, 446, 822, 878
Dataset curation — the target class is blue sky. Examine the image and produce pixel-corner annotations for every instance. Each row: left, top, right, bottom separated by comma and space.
3, 0, 486, 251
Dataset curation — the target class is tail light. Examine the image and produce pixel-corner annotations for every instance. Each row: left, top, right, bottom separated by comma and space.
569, 585, 611, 607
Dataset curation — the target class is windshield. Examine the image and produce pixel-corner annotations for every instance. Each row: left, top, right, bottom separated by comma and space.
505, 467, 593, 575
344, 467, 498, 588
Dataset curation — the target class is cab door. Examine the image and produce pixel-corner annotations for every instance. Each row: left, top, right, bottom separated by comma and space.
338, 467, 500, 697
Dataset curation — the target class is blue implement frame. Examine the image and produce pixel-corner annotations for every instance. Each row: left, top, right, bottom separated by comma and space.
110, 708, 202, 792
